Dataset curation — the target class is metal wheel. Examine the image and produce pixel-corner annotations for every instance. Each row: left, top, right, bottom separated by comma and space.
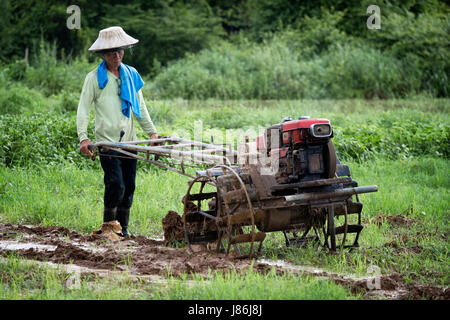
322, 203, 362, 252
182, 176, 218, 252
327, 205, 337, 251
214, 165, 265, 259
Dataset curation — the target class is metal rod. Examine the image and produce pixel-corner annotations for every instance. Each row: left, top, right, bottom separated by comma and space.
341, 204, 348, 251
271, 177, 352, 191
198, 210, 217, 221
120, 136, 237, 153
284, 185, 378, 203
328, 205, 336, 251
93, 141, 232, 165
107, 147, 198, 179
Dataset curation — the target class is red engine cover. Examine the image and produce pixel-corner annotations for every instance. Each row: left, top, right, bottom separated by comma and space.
256, 118, 331, 151
282, 118, 330, 145
282, 118, 330, 131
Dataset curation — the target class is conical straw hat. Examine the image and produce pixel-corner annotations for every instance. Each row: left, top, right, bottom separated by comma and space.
88, 26, 139, 52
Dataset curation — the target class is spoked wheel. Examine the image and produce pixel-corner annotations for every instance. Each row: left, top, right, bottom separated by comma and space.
214, 165, 265, 259
326, 205, 337, 251
283, 207, 325, 248
322, 203, 363, 252
283, 203, 363, 253
182, 176, 219, 252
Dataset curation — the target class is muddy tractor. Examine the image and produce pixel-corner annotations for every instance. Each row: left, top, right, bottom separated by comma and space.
90, 116, 378, 258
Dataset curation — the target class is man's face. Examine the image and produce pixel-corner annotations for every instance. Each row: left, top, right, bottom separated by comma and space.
102, 49, 124, 70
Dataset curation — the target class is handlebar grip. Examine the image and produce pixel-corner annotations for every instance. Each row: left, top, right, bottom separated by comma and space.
87, 144, 96, 161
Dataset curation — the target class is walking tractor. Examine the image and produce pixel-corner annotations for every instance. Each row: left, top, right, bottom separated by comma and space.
89, 116, 378, 258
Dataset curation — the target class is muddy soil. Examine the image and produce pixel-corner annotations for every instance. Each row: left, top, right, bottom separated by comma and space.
162, 210, 185, 246
0, 222, 448, 300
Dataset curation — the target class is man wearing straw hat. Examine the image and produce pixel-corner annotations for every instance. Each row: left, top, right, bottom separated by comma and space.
77, 26, 158, 237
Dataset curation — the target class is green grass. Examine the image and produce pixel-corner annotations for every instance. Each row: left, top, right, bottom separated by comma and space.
0, 98, 448, 299
0, 163, 188, 236
0, 254, 358, 300
1, 157, 448, 288
262, 157, 449, 286
0, 254, 155, 299
159, 267, 358, 300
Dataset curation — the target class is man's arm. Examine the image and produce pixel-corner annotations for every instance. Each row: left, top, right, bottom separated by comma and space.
77, 73, 95, 155
136, 90, 158, 139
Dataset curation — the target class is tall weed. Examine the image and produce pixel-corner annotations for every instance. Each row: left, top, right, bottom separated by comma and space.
20, 40, 96, 97
149, 39, 419, 100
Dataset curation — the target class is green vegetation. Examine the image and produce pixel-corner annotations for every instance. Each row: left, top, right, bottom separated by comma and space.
0, 0, 448, 300
149, 37, 424, 99
0, 254, 358, 300
161, 268, 357, 300
0, 98, 448, 294
0, 254, 148, 299
263, 157, 449, 286
1, 154, 448, 289
1, 99, 448, 168
1, 1, 449, 98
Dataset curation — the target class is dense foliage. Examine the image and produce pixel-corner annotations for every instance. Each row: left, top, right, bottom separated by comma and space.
148, 39, 413, 99
1, 0, 449, 98
0, 113, 87, 168
0, 1, 448, 168
0, 98, 448, 168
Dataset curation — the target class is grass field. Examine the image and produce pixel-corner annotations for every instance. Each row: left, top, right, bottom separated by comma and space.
0, 98, 448, 300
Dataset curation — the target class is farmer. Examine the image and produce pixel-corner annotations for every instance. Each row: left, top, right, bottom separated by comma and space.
77, 26, 157, 237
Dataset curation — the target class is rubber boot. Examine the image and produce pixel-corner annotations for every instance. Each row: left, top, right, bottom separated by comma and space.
117, 207, 130, 237
103, 207, 117, 223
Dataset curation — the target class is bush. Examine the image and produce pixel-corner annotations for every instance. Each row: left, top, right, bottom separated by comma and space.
148, 40, 303, 99
0, 100, 447, 168
57, 90, 79, 113
364, 12, 450, 97
313, 44, 412, 99
148, 39, 416, 99
334, 111, 450, 162
0, 113, 94, 168
4, 59, 28, 81
21, 40, 96, 97
0, 83, 47, 115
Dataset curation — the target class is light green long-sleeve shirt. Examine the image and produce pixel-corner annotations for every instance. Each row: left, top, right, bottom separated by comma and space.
77, 68, 157, 143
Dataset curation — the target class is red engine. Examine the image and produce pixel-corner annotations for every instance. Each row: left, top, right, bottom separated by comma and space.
256, 117, 337, 186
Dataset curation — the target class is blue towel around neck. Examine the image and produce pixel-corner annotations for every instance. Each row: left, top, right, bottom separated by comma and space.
97, 60, 144, 119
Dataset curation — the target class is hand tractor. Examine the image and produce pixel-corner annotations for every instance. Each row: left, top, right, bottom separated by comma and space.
89, 116, 378, 258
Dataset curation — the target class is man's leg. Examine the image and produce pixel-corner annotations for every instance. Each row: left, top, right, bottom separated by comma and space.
117, 152, 137, 236
100, 151, 125, 223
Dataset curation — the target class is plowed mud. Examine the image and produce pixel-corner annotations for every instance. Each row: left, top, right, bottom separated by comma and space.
0, 222, 448, 300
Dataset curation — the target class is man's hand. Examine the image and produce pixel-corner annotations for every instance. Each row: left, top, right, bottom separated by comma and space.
150, 133, 158, 140
149, 133, 160, 148
80, 139, 93, 157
